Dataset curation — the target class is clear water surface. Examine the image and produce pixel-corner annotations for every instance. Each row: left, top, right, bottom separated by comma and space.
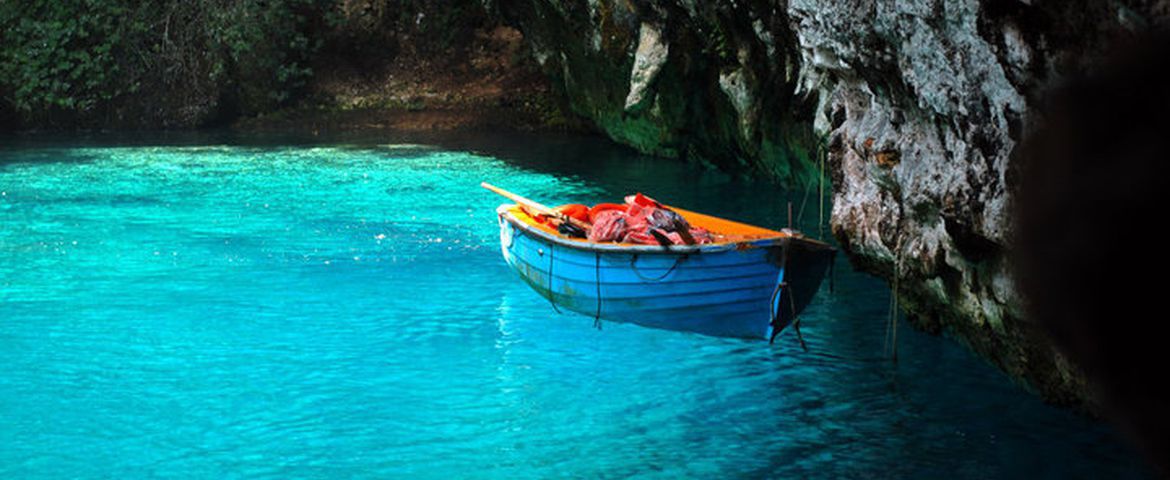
0, 132, 1151, 478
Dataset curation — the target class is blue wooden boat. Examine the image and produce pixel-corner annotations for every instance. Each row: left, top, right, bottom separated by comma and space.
493, 199, 836, 340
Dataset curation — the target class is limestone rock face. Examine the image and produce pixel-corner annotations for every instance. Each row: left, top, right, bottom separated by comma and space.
624, 23, 669, 113
495, 0, 1170, 406
494, 0, 818, 182
788, 0, 1167, 406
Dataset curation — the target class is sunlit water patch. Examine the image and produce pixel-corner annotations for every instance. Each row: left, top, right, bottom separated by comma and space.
0, 134, 1151, 478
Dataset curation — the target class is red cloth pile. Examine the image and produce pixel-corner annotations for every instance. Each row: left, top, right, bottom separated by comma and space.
548, 193, 713, 245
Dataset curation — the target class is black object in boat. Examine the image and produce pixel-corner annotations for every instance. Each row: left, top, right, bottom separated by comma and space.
558, 221, 587, 238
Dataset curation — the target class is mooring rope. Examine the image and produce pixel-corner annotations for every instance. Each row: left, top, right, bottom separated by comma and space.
796, 174, 815, 227
501, 220, 515, 250
790, 285, 807, 352
882, 180, 908, 363
798, 135, 830, 233
768, 243, 790, 344
547, 243, 562, 314
768, 280, 784, 343
629, 254, 686, 282
884, 246, 902, 362
594, 251, 603, 330
818, 137, 827, 236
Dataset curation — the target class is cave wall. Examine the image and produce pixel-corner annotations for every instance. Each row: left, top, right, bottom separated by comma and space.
494, 0, 1170, 406
490, 0, 821, 183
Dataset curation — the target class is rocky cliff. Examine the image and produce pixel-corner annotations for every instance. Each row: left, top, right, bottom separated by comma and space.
490, 0, 821, 182
494, 0, 1170, 406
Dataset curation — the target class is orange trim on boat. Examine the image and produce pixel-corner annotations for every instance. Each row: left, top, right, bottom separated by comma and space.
505, 204, 791, 246
667, 206, 786, 240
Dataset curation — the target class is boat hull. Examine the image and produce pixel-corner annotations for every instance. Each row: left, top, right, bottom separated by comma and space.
497, 208, 835, 340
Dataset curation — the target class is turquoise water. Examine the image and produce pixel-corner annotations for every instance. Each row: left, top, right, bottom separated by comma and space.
0, 133, 1150, 478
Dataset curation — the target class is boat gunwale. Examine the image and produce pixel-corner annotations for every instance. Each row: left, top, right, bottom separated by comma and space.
497, 204, 836, 255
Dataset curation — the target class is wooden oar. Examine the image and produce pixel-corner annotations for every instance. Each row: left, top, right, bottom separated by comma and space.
481, 182, 593, 232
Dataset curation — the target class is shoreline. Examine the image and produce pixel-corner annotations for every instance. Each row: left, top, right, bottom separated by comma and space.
1, 103, 594, 139
232, 103, 589, 135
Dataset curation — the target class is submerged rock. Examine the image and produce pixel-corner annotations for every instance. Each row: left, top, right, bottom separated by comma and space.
493, 0, 1170, 407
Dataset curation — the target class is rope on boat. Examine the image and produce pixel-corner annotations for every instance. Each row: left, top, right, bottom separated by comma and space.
594, 251, 602, 330
547, 243, 563, 315
629, 254, 686, 282
768, 280, 785, 344
769, 242, 790, 345
766, 241, 808, 351
768, 281, 809, 351
501, 218, 515, 250
791, 286, 808, 352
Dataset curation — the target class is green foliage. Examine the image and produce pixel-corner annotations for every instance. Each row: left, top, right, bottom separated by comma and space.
324, 0, 486, 60
0, 0, 335, 126
406, 0, 483, 52
0, 0, 136, 117
0, 0, 492, 127
206, 0, 328, 113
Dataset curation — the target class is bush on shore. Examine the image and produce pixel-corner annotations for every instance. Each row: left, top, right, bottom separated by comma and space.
0, 0, 488, 129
